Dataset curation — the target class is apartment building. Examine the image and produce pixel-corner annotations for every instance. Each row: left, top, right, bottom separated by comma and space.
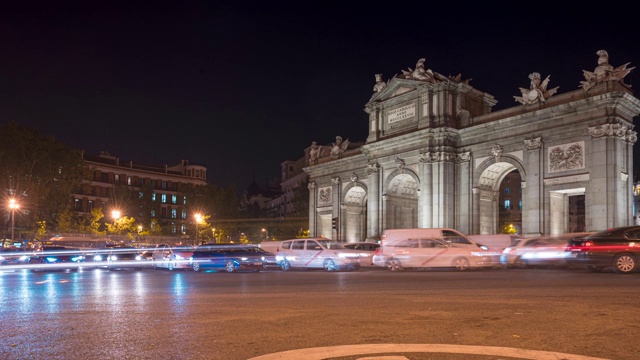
74, 151, 207, 235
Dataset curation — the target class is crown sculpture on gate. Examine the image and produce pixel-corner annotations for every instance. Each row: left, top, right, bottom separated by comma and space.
580, 49, 635, 92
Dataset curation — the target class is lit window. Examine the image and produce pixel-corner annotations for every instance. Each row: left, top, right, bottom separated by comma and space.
519, 200, 522, 210
182, 210, 187, 219
171, 209, 177, 219
505, 187, 510, 195
139, 192, 144, 199
152, 193, 156, 201
172, 195, 177, 204
161, 194, 167, 203
127, 176, 132, 185
504, 199, 511, 210
114, 174, 120, 183
183, 196, 187, 205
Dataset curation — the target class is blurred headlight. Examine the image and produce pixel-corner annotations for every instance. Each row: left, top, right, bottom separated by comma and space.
240, 257, 249, 261
174, 255, 184, 260
135, 255, 142, 261
94, 254, 103, 261
46, 257, 58, 263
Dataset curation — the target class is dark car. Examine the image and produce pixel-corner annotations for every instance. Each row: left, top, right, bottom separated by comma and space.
105, 246, 148, 270
242, 245, 279, 269
0, 247, 30, 266
565, 226, 640, 273
28, 245, 85, 272
189, 244, 265, 273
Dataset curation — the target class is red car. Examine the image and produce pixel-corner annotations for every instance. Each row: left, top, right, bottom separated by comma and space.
565, 226, 640, 274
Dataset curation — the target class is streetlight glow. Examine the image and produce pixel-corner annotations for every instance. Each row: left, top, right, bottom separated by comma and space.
195, 213, 202, 245
9, 198, 20, 241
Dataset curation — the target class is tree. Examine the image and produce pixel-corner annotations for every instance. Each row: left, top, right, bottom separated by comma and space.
0, 122, 89, 237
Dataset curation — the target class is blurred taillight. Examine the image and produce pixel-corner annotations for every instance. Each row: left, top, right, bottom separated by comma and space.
584, 241, 594, 247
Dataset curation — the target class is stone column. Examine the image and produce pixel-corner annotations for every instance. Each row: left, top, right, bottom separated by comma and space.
472, 188, 480, 234
522, 137, 543, 236
418, 153, 434, 228
366, 162, 381, 240
308, 181, 317, 237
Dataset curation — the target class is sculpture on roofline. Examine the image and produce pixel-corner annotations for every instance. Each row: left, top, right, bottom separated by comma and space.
580, 50, 635, 92
372, 73, 387, 94
330, 136, 350, 159
514, 72, 559, 105
400, 58, 436, 82
308, 141, 323, 166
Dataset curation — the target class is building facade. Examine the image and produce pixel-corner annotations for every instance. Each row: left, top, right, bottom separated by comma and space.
305, 53, 640, 242
74, 151, 207, 235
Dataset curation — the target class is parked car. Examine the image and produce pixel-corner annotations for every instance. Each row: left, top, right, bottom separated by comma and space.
565, 226, 640, 273
500, 233, 593, 269
151, 244, 194, 271
28, 245, 85, 272
372, 237, 495, 271
189, 244, 265, 273
105, 246, 148, 270
342, 242, 380, 267
275, 238, 360, 271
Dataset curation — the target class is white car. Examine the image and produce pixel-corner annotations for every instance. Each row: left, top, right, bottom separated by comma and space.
372, 238, 495, 271
151, 244, 194, 271
500, 232, 594, 269
276, 238, 360, 271
342, 242, 380, 267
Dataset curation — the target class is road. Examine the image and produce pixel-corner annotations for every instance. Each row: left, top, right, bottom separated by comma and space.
1, 265, 639, 360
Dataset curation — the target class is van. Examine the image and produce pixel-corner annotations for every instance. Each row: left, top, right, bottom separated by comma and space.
373, 228, 499, 271
381, 228, 488, 250
272, 238, 360, 271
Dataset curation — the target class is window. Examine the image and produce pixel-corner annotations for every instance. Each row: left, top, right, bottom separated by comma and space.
152, 193, 156, 201
74, 198, 81, 211
88, 200, 94, 211
139, 178, 144, 186
291, 240, 305, 250
151, 180, 157, 188
171, 209, 177, 219
183, 196, 187, 205
114, 174, 120, 183
161, 194, 167, 203
182, 210, 187, 219
505, 187, 510, 195
139, 192, 144, 199
127, 176, 132, 185
171, 195, 177, 204
519, 200, 522, 210
504, 199, 511, 210
161, 181, 167, 190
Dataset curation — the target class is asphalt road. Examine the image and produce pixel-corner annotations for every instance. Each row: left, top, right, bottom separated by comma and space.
1, 265, 639, 360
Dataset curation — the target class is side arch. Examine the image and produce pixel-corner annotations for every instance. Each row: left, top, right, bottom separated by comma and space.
342, 181, 368, 242
473, 155, 526, 234
383, 168, 420, 229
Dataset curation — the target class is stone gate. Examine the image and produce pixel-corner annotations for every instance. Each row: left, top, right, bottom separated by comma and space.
305, 51, 640, 241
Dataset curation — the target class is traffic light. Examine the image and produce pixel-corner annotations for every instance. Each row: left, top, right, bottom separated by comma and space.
332, 217, 338, 229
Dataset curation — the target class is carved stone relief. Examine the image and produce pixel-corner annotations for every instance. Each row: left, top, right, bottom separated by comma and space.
548, 141, 585, 174
318, 186, 332, 205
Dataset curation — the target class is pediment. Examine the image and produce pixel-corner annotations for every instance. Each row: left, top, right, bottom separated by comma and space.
369, 77, 426, 103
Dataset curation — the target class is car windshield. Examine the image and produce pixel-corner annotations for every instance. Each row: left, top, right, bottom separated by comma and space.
316, 240, 345, 250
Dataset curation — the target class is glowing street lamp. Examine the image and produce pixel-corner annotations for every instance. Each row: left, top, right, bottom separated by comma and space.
111, 210, 121, 235
212, 228, 216, 243
195, 213, 202, 245
9, 198, 19, 241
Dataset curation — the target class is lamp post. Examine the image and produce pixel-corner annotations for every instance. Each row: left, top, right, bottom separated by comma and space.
111, 210, 121, 236
262, 228, 268, 242
212, 228, 216, 243
9, 198, 19, 242
195, 213, 202, 245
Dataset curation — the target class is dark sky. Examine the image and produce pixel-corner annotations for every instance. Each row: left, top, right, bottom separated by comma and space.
2, 2, 639, 191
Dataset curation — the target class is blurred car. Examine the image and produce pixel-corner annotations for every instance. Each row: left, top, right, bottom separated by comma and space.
276, 238, 360, 271
372, 238, 495, 271
28, 245, 85, 272
105, 246, 148, 270
342, 242, 380, 267
565, 226, 640, 273
500, 233, 593, 269
0, 247, 30, 266
189, 244, 265, 272
151, 244, 194, 271
242, 245, 280, 269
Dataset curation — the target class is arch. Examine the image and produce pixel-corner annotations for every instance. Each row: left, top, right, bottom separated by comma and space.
383, 168, 420, 229
473, 155, 526, 234
342, 182, 368, 242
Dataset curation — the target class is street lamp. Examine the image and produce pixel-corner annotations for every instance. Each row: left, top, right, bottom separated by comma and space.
111, 210, 121, 235
212, 228, 216, 243
262, 228, 268, 242
9, 198, 19, 242
195, 213, 202, 245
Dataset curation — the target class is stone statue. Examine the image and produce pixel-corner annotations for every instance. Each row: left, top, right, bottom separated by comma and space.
514, 72, 559, 105
401, 58, 435, 82
372, 73, 387, 93
330, 136, 350, 159
580, 50, 635, 92
308, 141, 323, 165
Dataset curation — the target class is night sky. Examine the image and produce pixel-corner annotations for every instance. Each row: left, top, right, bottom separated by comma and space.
2, 2, 639, 191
